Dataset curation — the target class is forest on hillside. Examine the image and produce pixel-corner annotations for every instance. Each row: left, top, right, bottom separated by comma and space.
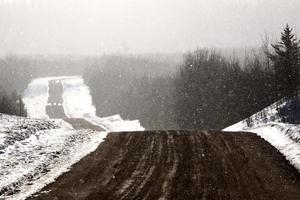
85, 25, 300, 129
0, 56, 32, 116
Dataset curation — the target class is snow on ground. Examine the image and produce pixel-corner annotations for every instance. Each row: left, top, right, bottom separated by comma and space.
0, 114, 58, 152
0, 113, 107, 200
224, 100, 300, 172
23, 78, 49, 119
61, 77, 96, 118
84, 114, 144, 132
224, 100, 283, 130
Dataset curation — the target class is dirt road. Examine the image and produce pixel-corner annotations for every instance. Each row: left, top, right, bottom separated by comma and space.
29, 130, 300, 200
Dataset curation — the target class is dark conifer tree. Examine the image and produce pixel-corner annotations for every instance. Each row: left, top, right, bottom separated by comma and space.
268, 24, 300, 97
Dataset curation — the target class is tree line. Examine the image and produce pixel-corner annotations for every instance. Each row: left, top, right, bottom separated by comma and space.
0, 56, 32, 116
85, 25, 299, 129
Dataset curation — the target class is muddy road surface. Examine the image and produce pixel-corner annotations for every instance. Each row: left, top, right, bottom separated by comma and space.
29, 130, 300, 200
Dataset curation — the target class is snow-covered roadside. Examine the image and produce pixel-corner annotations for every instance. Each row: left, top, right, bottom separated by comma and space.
223, 101, 300, 172
61, 77, 96, 118
4, 129, 106, 200
0, 114, 58, 151
84, 114, 144, 132
0, 114, 107, 200
23, 78, 49, 119
224, 100, 283, 131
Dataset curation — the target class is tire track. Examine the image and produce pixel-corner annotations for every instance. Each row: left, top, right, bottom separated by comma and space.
117, 136, 155, 199
159, 131, 178, 200
29, 131, 300, 200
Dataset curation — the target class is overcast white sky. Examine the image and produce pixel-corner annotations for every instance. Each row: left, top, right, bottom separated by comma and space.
0, 0, 300, 55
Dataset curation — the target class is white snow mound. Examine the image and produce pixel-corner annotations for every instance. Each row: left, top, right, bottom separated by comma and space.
224, 100, 300, 172
0, 113, 106, 200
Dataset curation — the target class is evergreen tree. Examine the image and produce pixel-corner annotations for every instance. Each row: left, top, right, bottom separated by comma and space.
268, 24, 300, 97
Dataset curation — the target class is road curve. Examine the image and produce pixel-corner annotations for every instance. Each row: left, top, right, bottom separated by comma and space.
29, 130, 300, 200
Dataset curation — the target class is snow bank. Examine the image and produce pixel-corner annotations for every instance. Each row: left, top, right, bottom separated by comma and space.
84, 114, 144, 132
224, 100, 283, 131
23, 78, 49, 119
61, 77, 96, 118
224, 101, 300, 172
0, 114, 107, 200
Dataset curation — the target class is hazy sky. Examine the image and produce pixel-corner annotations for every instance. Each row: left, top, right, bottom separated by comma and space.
1, 0, 300, 55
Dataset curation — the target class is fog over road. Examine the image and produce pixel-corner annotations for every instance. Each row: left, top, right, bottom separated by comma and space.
45, 78, 103, 131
